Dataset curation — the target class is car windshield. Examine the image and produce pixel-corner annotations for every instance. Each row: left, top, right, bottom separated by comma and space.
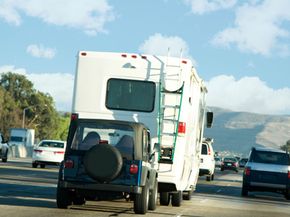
39, 141, 64, 148
251, 151, 289, 165
71, 121, 135, 159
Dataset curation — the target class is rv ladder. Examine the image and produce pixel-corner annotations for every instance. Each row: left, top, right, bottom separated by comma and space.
158, 82, 184, 164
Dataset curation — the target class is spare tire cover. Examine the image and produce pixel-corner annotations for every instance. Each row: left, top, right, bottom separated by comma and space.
83, 144, 123, 182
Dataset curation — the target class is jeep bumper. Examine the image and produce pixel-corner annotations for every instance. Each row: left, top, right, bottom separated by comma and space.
59, 180, 143, 194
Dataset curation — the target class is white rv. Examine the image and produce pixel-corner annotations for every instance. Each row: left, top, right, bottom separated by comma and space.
72, 51, 213, 206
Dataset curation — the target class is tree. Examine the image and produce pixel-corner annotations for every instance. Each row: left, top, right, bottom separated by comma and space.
280, 140, 290, 152
0, 72, 69, 142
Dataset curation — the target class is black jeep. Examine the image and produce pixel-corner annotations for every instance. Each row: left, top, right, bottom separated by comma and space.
56, 114, 159, 214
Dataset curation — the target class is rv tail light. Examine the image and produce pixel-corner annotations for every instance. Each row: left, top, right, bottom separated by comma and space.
208, 146, 211, 155
80, 52, 87, 56
64, 159, 74, 169
121, 54, 127, 58
178, 122, 186, 134
244, 167, 251, 176
131, 54, 137, 58
71, 113, 78, 121
129, 164, 138, 174
181, 60, 187, 64
34, 149, 43, 153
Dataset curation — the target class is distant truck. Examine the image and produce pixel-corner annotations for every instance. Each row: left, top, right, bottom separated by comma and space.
8, 128, 35, 147
8, 128, 35, 157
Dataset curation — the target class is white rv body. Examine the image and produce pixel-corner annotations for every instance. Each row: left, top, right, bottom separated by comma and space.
72, 51, 210, 204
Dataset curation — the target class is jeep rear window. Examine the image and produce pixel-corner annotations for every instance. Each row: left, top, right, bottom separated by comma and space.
251, 151, 289, 165
105, 78, 155, 112
71, 121, 135, 159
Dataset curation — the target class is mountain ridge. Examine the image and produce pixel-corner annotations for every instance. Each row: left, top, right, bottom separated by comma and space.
204, 107, 290, 156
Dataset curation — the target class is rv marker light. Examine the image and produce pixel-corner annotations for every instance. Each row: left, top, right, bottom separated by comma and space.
178, 122, 186, 134
80, 52, 87, 56
182, 60, 187, 64
131, 55, 137, 58
121, 54, 127, 58
141, 55, 147, 59
71, 113, 78, 121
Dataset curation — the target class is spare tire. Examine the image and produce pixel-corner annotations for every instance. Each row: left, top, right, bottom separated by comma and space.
84, 144, 123, 182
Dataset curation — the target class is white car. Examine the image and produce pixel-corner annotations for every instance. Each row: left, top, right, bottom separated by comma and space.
199, 138, 215, 181
32, 140, 66, 168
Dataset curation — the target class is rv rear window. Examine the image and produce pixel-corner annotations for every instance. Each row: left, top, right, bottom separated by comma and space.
106, 78, 155, 112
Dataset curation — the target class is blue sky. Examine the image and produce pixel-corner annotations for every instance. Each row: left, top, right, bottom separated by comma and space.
1, 0, 290, 115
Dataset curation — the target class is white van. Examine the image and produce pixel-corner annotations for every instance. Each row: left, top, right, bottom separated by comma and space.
71, 51, 213, 207
199, 138, 215, 181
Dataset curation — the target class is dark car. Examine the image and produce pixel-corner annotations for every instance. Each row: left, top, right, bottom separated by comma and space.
242, 147, 290, 200
0, 133, 9, 162
239, 158, 248, 168
56, 115, 159, 214
221, 157, 239, 172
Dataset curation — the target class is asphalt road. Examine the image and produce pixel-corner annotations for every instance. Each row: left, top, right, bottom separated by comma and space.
0, 158, 289, 217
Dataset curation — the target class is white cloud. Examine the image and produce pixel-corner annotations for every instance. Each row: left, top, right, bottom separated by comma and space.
211, 0, 290, 56
206, 75, 290, 115
26, 44, 56, 59
0, 0, 115, 35
184, 0, 237, 14
139, 33, 197, 65
0, 65, 73, 111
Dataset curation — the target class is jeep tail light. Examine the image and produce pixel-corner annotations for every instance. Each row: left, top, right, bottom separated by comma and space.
71, 113, 78, 121
129, 164, 138, 174
244, 167, 251, 176
64, 159, 74, 168
178, 122, 186, 134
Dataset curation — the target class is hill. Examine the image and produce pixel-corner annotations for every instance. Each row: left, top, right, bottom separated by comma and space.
204, 107, 290, 157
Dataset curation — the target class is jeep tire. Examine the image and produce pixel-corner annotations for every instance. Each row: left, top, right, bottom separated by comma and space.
134, 180, 149, 214
56, 185, 72, 208
84, 144, 123, 182
148, 178, 158, 210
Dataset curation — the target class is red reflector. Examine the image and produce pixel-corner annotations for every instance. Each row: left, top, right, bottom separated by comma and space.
208, 146, 211, 155
54, 151, 64, 154
141, 55, 147, 59
288, 171, 290, 179
181, 60, 187, 64
64, 159, 74, 168
121, 54, 127, 57
131, 55, 137, 58
129, 164, 138, 174
245, 167, 251, 176
178, 122, 186, 134
34, 149, 42, 153
80, 52, 87, 56
71, 113, 78, 121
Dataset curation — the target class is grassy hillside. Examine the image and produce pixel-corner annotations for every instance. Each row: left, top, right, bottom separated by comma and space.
204, 107, 290, 157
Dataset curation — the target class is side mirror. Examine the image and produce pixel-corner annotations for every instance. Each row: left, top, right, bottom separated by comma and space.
150, 143, 160, 160
206, 112, 213, 128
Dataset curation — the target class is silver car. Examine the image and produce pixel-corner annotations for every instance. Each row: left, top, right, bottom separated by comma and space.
242, 147, 290, 200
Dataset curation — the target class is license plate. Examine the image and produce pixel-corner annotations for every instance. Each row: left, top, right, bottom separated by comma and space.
227, 163, 232, 166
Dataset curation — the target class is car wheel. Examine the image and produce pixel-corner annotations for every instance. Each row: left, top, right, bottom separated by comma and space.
56, 185, 73, 208
182, 191, 192, 200
2, 157, 7, 162
241, 185, 248, 196
171, 191, 182, 207
73, 196, 86, 205
206, 175, 211, 181
160, 192, 170, 206
221, 168, 224, 171
32, 162, 38, 168
134, 179, 149, 214
148, 178, 158, 210
285, 189, 290, 200
211, 173, 214, 180
40, 164, 45, 168
84, 144, 123, 182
